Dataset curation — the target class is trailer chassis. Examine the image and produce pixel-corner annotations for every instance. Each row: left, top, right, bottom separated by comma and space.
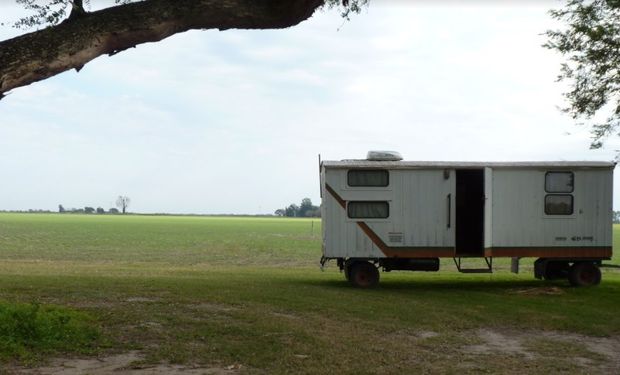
320, 256, 613, 288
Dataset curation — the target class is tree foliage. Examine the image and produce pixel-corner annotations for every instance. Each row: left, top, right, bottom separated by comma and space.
545, 0, 620, 148
275, 198, 320, 217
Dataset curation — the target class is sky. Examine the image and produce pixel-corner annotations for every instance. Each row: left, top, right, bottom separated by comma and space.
1, 0, 619, 214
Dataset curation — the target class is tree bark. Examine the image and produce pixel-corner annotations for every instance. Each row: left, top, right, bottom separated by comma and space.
0, 0, 325, 98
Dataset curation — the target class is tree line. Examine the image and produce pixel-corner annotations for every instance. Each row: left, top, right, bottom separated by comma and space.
275, 198, 320, 217
58, 196, 131, 214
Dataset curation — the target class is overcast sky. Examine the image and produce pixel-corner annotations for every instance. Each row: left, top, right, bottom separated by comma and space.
1, 1, 619, 214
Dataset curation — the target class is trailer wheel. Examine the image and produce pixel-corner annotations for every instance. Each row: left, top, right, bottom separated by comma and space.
349, 262, 379, 288
568, 262, 601, 287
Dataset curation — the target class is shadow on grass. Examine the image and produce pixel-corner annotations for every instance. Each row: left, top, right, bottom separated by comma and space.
291, 275, 569, 293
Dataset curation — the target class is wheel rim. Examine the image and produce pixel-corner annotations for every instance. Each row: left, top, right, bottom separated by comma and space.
579, 267, 596, 285
355, 270, 371, 287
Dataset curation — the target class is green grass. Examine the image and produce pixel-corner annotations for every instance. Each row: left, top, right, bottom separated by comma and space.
0, 213, 619, 373
0, 302, 100, 364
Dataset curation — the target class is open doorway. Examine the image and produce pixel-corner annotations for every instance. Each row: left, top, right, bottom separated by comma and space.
455, 169, 485, 256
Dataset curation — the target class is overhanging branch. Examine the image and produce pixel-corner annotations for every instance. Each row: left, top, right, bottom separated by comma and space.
0, 0, 324, 97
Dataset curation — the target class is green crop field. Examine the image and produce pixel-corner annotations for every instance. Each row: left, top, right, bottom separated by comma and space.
0, 213, 619, 374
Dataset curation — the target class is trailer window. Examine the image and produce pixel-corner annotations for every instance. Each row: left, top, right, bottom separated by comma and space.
545, 195, 573, 215
347, 170, 389, 187
545, 172, 574, 193
347, 201, 389, 219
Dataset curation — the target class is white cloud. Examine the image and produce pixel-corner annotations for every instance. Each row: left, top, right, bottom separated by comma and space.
1, 2, 618, 213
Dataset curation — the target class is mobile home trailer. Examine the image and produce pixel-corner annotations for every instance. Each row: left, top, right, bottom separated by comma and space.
319, 152, 615, 288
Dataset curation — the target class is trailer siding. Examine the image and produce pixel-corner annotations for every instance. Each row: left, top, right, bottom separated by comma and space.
321, 161, 613, 260
398, 170, 455, 248
484, 167, 493, 248
323, 168, 385, 258
490, 169, 612, 248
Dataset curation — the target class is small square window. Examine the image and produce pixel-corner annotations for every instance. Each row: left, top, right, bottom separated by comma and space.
545, 172, 574, 193
545, 194, 573, 215
347, 201, 389, 219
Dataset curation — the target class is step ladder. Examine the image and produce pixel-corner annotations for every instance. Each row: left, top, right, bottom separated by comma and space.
453, 257, 493, 273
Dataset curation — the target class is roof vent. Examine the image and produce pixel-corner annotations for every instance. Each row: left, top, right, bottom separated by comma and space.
366, 150, 403, 161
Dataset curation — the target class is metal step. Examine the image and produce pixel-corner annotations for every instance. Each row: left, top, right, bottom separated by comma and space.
457, 268, 493, 274
453, 257, 493, 273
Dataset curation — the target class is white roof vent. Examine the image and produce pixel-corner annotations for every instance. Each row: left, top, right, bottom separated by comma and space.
366, 150, 403, 161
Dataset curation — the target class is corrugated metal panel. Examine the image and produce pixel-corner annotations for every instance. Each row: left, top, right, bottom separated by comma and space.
491, 169, 612, 247
322, 163, 613, 259
398, 170, 455, 247
323, 169, 385, 258
484, 167, 493, 248
323, 168, 455, 258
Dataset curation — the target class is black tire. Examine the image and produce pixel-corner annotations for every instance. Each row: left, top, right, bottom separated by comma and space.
349, 262, 380, 288
568, 262, 601, 287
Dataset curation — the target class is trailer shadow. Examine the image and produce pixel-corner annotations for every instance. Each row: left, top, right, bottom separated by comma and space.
296, 277, 571, 293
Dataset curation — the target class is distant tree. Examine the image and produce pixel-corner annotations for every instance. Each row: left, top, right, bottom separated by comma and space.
116, 196, 130, 214
278, 199, 321, 217
96, 207, 105, 214
285, 204, 299, 217
84, 206, 95, 214
306, 207, 321, 218
299, 198, 314, 217
613, 211, 620, 224
108, 208, 119, 214
299, 198, 321, 217
58, 204, 65, 213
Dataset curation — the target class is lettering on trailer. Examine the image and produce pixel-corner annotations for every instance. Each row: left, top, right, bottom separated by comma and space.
571, 236, 594, 241
555, 236, 595, 241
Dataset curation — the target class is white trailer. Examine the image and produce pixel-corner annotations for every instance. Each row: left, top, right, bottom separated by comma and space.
319, 151, 615, 288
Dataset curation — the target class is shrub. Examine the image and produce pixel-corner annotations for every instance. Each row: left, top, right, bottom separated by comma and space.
0, 302, 100, 362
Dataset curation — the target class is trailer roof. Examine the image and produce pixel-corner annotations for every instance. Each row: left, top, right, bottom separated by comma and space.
321, 160, 616, 169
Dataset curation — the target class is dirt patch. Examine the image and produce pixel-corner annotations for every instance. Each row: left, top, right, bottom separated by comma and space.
125, 297, 160, 303
416, 331, 439, 339
191, 302, 238, 313
538, 331, 620, 369
464, 329, 535, 359
386, 330, 439, 343
462, 329, 620, 371
13, 351, 240, 374
271, 311, 300, 320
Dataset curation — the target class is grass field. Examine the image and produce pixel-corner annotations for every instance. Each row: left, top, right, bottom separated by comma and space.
0, 213, 619, 374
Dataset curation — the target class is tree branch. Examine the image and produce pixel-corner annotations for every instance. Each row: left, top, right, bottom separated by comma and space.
0, 0, 324, 97
69, 0, 87, 19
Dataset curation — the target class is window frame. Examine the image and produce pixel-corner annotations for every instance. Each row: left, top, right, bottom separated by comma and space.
347, 169, 389, 188
347, 201, 390, 219
544, 171, 574, 193
544, 194, 574, 216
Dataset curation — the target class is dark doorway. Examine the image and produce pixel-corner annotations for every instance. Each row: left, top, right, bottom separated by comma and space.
455, 169, 485, 256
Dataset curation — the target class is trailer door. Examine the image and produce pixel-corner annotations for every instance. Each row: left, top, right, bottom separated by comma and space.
455, 169, 485, 256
